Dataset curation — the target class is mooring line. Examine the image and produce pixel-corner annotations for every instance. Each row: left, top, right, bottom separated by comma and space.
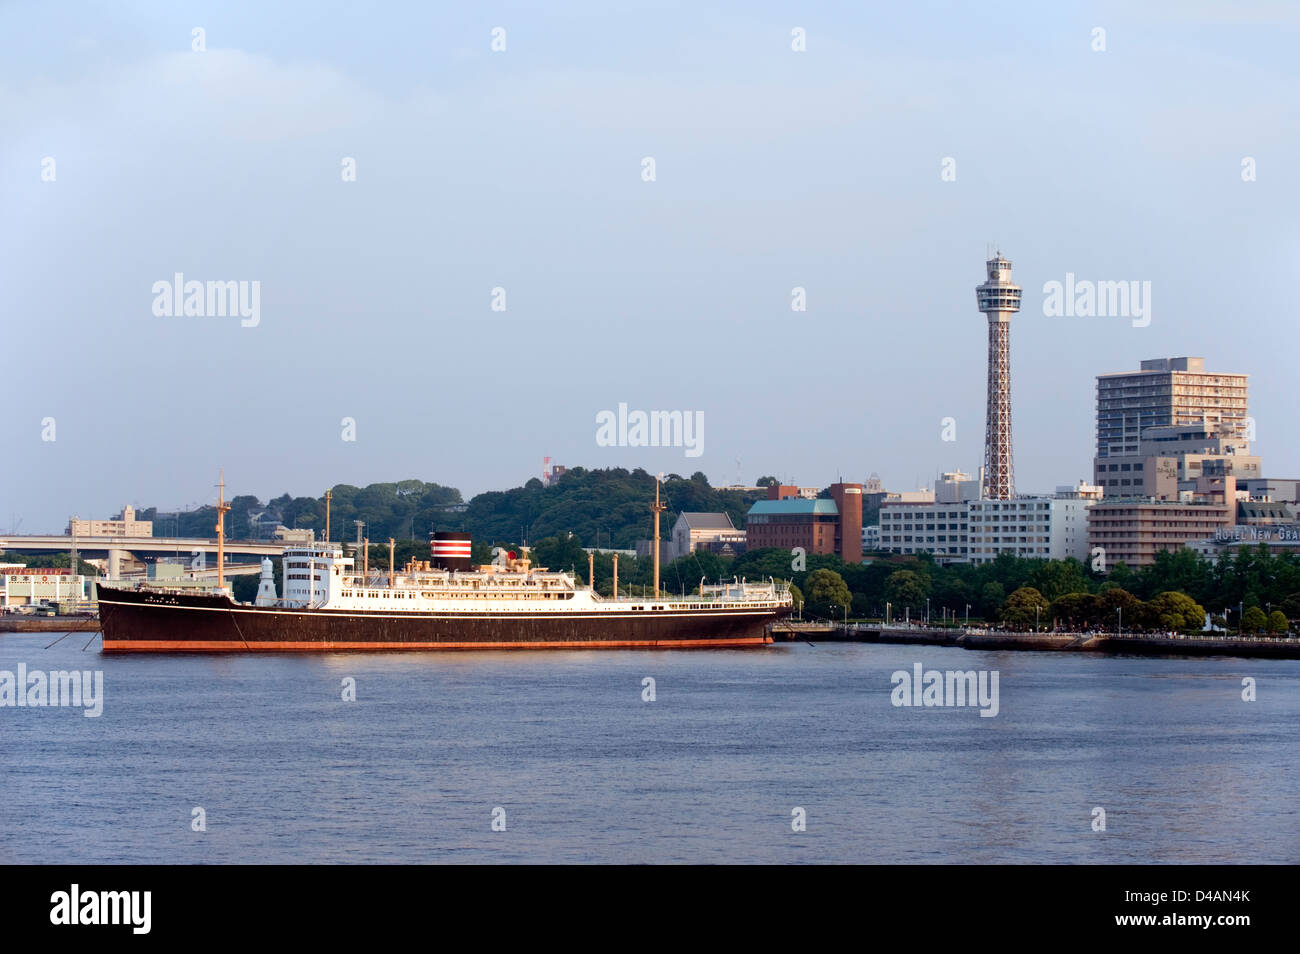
229, 610, 253, 652
44, 631, 76, 650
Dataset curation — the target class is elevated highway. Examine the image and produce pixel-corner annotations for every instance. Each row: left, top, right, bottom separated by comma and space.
0, 535, 298, 578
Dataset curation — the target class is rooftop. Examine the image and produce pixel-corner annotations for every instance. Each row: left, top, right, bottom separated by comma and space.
677, 512, 736, 530
748, 499, 839, 517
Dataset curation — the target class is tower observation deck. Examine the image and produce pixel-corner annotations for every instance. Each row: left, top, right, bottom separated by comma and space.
975, 254, 1021, 500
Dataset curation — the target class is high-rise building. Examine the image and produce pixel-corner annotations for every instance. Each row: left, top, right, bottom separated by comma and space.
976, 254, 1021, 500
1094, 357, 1249, 489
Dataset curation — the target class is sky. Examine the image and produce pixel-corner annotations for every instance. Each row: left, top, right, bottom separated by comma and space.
2, 1, 1298, 532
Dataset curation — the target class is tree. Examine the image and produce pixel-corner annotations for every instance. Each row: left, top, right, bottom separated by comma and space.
1266, 610, 1289, 635
1242, 605, 1268, 634
529, 534, 589, 577
805, 569, 851, 619
1144, 548, 1209, 601
1145, 591, 1206, 632
1106, 561, 1139, 595
998, 587, 1049, 630
1030, 558, 1089, 601
731, 547, 799, 582
1099, 587, 1141, 630
1050, 591, 1101, 629
979, 581, 1005, 619
756, 476, 778, 487
851, 592, 872, 617
885, 570, 928, 614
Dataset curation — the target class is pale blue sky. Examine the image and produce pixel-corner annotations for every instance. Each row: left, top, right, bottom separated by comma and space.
3, 1, 1298, 530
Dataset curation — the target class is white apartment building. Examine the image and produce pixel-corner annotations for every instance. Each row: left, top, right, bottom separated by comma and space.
862, 524, 881, 551
967, 495, 1091, 564
878, 471, 980, 564
878, 502, 971, 564
881, 482, 1097, 565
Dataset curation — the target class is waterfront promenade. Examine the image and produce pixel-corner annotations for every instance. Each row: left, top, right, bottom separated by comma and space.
775, 621, 1300, 660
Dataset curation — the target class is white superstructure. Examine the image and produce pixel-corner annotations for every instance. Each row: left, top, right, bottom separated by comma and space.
274, 544, 788, 615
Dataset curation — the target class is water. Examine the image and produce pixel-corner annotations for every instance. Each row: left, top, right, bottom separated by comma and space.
2, 633, 1298, 863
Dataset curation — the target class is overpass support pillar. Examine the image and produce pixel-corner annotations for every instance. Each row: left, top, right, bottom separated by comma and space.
108, 548, 125, 580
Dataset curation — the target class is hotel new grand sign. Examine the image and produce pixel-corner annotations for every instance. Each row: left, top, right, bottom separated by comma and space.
1214, 525, 1300, 544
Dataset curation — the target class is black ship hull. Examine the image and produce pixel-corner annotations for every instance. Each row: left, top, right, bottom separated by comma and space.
97, 586, 789, 653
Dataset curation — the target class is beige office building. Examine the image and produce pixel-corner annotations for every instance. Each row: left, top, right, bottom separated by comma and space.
1087, 477, 1237, 567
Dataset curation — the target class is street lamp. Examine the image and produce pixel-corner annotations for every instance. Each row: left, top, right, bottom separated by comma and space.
885, 601, 891, 627
926, 597, 931, 626
1035, 604, 1040, 632
1117, 607, 1122, 637
965, 603, 971, 628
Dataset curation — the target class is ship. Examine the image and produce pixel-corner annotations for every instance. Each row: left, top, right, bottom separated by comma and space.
98, 476, 792, 652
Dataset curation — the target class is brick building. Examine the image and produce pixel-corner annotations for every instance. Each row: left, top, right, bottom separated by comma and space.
745, 482, 862, 563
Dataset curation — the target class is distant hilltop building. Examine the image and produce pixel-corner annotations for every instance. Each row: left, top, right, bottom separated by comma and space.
67, 505, 152, 538
541, 460, 567, 487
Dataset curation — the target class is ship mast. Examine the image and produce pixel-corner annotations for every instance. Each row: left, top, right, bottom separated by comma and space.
652, 472, 666, 599
215, 470, 230, 591
324, 489, 332, 542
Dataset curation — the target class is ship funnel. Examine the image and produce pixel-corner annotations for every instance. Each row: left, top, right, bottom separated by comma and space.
431, 531, 472, 571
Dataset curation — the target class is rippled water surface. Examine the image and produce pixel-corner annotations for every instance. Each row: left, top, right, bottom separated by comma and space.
2, 633, 1297, 863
